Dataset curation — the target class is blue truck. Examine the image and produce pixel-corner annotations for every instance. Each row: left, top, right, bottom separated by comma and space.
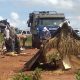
28, 11, 65, 48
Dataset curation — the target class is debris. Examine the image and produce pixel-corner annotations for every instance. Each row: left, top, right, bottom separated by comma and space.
62, 55, 71, 69
20, 52, 26, 55
25, 22, 80, 70
6, 52, 18, 56
43, 22, 80, 69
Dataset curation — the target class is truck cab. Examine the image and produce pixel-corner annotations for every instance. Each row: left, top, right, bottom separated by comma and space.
28, 11, 65, 48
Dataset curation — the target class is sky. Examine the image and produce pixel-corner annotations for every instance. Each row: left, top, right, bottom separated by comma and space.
0, 0, 80, 30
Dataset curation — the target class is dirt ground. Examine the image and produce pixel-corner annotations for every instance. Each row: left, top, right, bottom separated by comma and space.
0, 48, 80, 80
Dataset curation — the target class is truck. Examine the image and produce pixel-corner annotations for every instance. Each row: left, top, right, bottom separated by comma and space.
27, 11, 65, 48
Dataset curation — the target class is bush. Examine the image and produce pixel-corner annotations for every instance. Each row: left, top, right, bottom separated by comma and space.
0, 33, 4, 45
75, 70, 80, 80
12, 72, 32, 80
32, 68, 42, 80
12, 68, 42, 80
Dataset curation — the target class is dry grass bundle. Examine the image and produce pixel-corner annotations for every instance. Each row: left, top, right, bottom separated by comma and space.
41, 37, 59, 62
46, 48, 60, 63
42, 22, 80, 62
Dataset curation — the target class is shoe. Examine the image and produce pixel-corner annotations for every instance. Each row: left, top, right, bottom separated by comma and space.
20, 47, 24, 51
3, 47, 6, 50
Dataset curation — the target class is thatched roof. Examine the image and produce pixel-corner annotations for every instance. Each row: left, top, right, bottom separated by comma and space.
53, 22, 80, 39
43, 22, 80, 61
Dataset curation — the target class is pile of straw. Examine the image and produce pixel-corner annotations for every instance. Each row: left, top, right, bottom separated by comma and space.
42, 22, 80, 62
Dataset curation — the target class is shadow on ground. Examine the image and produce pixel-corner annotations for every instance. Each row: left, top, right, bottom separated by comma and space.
22, 61, 59, 72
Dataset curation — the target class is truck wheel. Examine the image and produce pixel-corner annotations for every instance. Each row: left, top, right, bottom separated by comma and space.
32, 41, 35, 48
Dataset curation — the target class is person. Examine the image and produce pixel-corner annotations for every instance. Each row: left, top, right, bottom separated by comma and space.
15, 34, 20, 54
16, 30, 27, 50
40, 27, 51, 46
22, 31, 27, 47
43, 27, 51, 40
9, 27, 20, 54
4, 26, 11, 52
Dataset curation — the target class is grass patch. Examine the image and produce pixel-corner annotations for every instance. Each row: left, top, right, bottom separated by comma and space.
25, 36, 32, 47
12, 68, 42, 80
12, 72, 32, 80
75, 70, 80, 80
27, 36, 32, 43
0, 33, 4, 45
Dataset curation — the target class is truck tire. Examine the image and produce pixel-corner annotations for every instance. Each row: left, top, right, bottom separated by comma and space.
32, 39, 41, 49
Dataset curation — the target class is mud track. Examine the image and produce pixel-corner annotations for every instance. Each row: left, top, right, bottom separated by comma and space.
0, 49, 79, 80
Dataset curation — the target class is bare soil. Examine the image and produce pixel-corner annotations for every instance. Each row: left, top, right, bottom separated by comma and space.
0, 48, 80, 80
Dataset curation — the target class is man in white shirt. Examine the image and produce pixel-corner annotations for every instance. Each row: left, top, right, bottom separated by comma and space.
4, 26, 10, 51
4, 26, 10, 39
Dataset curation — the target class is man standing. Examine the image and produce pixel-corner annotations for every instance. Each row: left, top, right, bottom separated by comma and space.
4, 26, 10, 52
42, 27, 51, 40
9, 27, 20, 54
40, 27, 51, 46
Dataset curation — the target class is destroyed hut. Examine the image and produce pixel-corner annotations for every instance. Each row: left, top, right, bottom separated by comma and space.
25, 22, 80, 70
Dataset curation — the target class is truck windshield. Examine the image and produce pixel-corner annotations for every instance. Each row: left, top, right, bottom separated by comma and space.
38, 18, 64, 26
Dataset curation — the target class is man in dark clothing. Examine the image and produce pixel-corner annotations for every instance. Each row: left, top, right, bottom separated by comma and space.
15, 34, 20, 54
9, 27, 20, 54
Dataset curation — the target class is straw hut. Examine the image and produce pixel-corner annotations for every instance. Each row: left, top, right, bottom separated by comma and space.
42, 22, 80, 69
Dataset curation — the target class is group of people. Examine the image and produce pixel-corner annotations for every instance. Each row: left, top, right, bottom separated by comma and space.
2, 25, 51, 55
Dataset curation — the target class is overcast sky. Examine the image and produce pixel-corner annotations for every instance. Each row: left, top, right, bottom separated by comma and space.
0, 0, 80, 30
